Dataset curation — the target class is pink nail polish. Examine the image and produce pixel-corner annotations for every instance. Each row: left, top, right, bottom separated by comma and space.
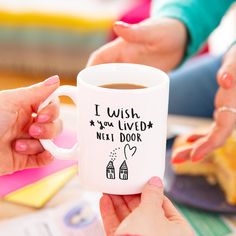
114, 21, 130, 28
37, 114, 49, 123
15, 142, 27, 152
220, 73, 233, 89
187, 138, 195, 143
148, 176, 163, 187
44, 75, 59, 86
171, 157, 187, 164
187, 135, 198, 143
29, 126, 42, 136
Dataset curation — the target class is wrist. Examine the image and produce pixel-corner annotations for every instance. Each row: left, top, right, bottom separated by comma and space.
166, 17, 189, 60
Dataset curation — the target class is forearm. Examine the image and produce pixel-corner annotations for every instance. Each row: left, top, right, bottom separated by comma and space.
151, 0, 234, 60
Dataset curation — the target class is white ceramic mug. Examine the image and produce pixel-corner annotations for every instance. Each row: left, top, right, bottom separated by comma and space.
39, 63, 169, 194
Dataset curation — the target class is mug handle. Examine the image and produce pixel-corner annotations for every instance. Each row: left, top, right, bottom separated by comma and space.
38, 85, 79, 160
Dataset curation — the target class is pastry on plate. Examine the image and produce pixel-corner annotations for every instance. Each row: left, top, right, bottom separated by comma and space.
172, 131, 236, 205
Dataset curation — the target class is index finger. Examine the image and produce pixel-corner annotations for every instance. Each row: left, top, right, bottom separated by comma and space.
190, 111, 236, 161
36, 98, 60, 123
123, 194, 141, 211
87, 38, 123, 66
100, 194, 120, 236
109, 195, 131, 221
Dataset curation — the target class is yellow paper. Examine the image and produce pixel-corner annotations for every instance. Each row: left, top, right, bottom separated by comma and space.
0, 11, 113, 31
4, 166, 77, 208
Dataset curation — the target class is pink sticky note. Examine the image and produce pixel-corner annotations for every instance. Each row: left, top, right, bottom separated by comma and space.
0, 130, 78, 197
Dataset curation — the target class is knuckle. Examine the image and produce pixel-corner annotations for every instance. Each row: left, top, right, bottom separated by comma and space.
146, 41, 158, 52
0, 166, 12, 174
143, 187, 163, 201
37, 153, 51, 166
207, 136, 224, 149
36, 157, 44, 166
206, 138, 216, 147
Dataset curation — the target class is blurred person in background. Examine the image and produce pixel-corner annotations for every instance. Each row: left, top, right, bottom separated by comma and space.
88, 0, 236, 164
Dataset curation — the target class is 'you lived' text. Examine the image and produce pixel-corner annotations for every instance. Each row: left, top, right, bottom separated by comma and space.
90, 104, 153, 143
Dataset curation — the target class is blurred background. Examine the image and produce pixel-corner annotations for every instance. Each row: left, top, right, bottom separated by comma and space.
0, 0, 139, 92
0, 0, 235, 93
1, 1, 236, 234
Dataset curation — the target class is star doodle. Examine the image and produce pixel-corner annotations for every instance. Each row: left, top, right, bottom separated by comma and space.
147, 121, 153, 129
90, 120, 95, 126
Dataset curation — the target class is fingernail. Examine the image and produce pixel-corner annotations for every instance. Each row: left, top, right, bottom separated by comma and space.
220, 73, 233, 89
15, 141, 27, 152
148, 176, 163, 188
44, 75, 59, 86
114, 21, 130, 28
171, 157, 187, 164
29, 126, 42, 136
187, 137, 196, 143
192, 156, 204, 162
37, 114, 49, 123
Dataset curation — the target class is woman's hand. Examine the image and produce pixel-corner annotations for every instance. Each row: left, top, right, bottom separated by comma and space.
0, 76, 61, 175
88, 18, 187, 72
172, 44, 236, 163
100, 177, 193, 236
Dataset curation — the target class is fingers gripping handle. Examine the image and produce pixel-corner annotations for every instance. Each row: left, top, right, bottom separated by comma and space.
38, 85, 79, 160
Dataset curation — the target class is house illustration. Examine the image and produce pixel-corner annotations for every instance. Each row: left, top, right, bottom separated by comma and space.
119, 160, 128, 180
106, 160, 115, 179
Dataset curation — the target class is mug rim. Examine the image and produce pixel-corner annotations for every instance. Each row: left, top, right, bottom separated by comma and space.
77, 63, 169, 93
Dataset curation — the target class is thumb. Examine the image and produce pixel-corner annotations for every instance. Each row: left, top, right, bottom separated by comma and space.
113, 21, 153, 44
141, 176, 164, 209
16, 75, 60, 109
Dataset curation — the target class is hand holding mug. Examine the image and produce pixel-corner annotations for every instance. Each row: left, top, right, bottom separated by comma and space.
100, 177, 194, 236
0, 76, 61, 175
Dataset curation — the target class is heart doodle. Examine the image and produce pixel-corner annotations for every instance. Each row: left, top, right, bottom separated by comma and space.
124, 144, 137, 160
